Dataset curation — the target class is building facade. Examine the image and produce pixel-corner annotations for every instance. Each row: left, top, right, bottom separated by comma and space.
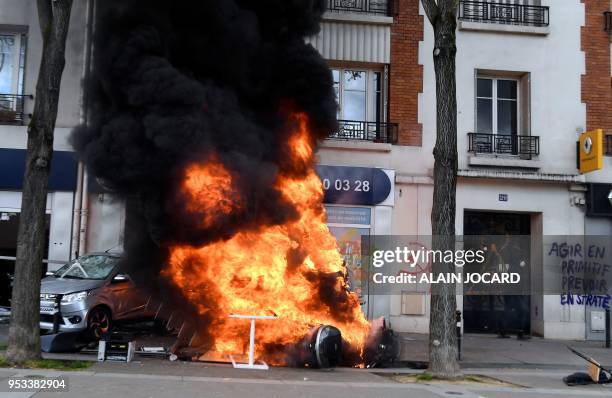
1, 0, 611, 340
315, 0, 612, 340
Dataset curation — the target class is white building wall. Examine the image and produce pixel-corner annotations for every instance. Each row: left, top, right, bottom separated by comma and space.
0, 0, 90, 267
397, 0, 588, 338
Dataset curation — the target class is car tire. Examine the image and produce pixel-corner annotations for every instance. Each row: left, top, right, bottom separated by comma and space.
86, 306, 112, 341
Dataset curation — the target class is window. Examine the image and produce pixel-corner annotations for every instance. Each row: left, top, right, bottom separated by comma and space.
329, 66, 398, 143
0, 32, 27, 125
0, 33, 26, 95
476, 77, 518, 136
52, 255, 118, 280
332, 68, 383, 122
327, 0, 394, 16
471, 72, 537, 157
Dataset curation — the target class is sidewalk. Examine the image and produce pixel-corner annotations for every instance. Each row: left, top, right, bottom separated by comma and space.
5, 319, 612, 370
398, 332, 612, 369
2, 358, 612, 398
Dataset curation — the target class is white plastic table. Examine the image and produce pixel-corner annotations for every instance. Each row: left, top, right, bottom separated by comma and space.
228, 314, 278, 370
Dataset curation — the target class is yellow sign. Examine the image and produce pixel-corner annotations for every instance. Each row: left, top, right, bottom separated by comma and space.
579, 129, 603, 174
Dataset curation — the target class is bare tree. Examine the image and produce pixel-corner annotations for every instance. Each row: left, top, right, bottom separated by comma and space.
7, 0, 74, 364
421, 0, 460, 378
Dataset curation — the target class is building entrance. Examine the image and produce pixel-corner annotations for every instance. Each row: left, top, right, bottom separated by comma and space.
463, 211, 531, 336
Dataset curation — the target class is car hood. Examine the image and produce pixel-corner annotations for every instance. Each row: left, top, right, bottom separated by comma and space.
40, 277, 105, 295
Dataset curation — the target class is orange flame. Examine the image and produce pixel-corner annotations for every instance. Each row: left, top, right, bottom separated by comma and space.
182, 158, 241, 228
165, 112, 369, 365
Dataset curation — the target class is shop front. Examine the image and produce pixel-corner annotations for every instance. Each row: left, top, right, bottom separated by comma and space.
0, 148, 77, 303
316, 164, 394, 320
584, 183, 612, 341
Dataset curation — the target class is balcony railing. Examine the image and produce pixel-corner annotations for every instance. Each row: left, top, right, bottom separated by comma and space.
329, 119, 398, 144
327, 0, 398, 16
468, 133, 540, 158
0, 94, 31, 125
605, 135, 612, 156
459, 1, 549, 27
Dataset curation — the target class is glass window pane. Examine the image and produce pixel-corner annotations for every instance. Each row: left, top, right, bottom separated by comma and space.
476, 98, 492, 133
332, 69, 340, 85
497, 80, 517, 100
477, 78, 492, 97
18, 34, 26, 95
0, 35, 16, 93
497, 99, 517, 135
374, 72, 381, 124
344, 70, 366, 91
343, 90, 366, 120
332, 69, 340, 117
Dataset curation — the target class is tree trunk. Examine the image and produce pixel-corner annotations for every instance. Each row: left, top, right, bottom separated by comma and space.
421, 0, 460, 378
7, 0, 73, 364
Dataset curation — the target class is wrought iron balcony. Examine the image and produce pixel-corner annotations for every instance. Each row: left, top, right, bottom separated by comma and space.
459, 1, 549, 27
329, 119, 398, 144
0, 94, 31, 125
327, 0, 398, 16
468, 133, 540, 158
605, 135, 612, 156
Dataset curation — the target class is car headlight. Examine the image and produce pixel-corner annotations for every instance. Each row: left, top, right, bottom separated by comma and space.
61, 291, 89, 304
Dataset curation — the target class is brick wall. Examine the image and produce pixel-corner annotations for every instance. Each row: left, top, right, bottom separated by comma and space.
581, 0, 612, 137
390, 0, 424, 146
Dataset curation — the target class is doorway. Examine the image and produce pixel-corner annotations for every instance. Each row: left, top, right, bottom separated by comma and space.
0, 212, 50, 306
463, 211, 531, 335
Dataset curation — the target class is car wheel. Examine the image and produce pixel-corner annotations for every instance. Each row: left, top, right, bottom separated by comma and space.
87, 307, 112, 340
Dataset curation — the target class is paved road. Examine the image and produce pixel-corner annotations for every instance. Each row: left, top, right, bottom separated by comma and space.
1, 363, 611, 398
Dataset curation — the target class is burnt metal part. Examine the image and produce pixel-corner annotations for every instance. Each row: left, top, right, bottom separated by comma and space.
293, 324, 343, 368
314, 325, 342, 368
364, 322, 400, 368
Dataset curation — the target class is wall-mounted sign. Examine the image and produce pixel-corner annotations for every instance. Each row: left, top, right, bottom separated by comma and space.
579, 129, 603, 174
498, 194, 508, 202
325, 206, 371, 225
315, 165, 393, 206
0, 149, 78, 191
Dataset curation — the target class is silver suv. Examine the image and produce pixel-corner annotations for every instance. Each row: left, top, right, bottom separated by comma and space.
40, 253, 152, 339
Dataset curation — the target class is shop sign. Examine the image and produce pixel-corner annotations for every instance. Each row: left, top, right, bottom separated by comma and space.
316, 165, 392, 206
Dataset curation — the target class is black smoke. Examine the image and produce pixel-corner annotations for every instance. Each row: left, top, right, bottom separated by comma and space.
71, 0, 336, 253
70, 1, 339, 344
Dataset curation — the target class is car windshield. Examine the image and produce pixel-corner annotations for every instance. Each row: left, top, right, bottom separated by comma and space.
53, 255, 118, 280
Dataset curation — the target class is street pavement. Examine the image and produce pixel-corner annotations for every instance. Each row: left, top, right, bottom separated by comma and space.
1, 359, 612, 398
2, 324, 612, 397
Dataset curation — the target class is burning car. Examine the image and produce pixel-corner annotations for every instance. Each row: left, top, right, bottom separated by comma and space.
40, 252, 152, 339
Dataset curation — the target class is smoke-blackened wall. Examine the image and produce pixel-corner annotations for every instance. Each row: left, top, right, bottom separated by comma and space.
71, 0, 337, 280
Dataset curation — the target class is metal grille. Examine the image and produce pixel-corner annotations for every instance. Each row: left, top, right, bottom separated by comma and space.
327, 0, 398, 16
459, 1, 549, 27
329, 119, 398, 144
0, 94, 31, 125
468, 133, 540, 157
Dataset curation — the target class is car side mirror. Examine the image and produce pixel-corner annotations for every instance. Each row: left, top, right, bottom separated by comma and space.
112, 274, 130, 283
